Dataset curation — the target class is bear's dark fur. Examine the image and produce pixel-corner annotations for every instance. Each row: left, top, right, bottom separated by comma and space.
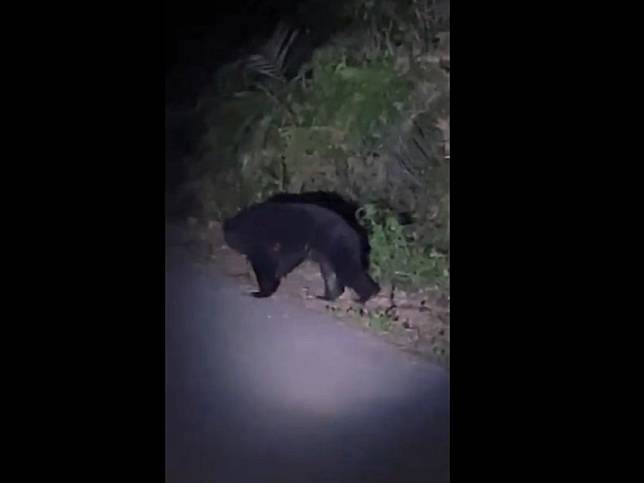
223, 200, 379, 302
266, 191, 371, 267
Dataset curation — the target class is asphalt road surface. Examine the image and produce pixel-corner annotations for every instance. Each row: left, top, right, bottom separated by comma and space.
165, 225, 450, 483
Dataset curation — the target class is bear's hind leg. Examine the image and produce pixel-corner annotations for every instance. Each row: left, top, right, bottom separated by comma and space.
332, 257, 380, 303
349, 272, 380, 303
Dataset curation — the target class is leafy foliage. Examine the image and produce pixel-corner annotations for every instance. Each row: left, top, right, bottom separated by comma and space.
358, 203, 449, 290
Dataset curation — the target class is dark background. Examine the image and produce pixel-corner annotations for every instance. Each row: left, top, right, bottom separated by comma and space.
165, 0, 342, 108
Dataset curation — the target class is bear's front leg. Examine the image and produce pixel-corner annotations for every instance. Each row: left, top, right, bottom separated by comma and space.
248, 248, 281, 298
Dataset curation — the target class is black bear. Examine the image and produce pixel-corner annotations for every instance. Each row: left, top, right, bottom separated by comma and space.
223, 198, 379, 303
267, 191, 371, 268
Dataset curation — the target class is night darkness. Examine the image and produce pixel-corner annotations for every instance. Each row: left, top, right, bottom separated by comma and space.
165, 0, 341, 107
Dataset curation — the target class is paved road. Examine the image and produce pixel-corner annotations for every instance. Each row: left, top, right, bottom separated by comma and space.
165, 226, 450, 483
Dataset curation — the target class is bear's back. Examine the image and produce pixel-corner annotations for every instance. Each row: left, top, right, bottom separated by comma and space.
224, 201, 361, 254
